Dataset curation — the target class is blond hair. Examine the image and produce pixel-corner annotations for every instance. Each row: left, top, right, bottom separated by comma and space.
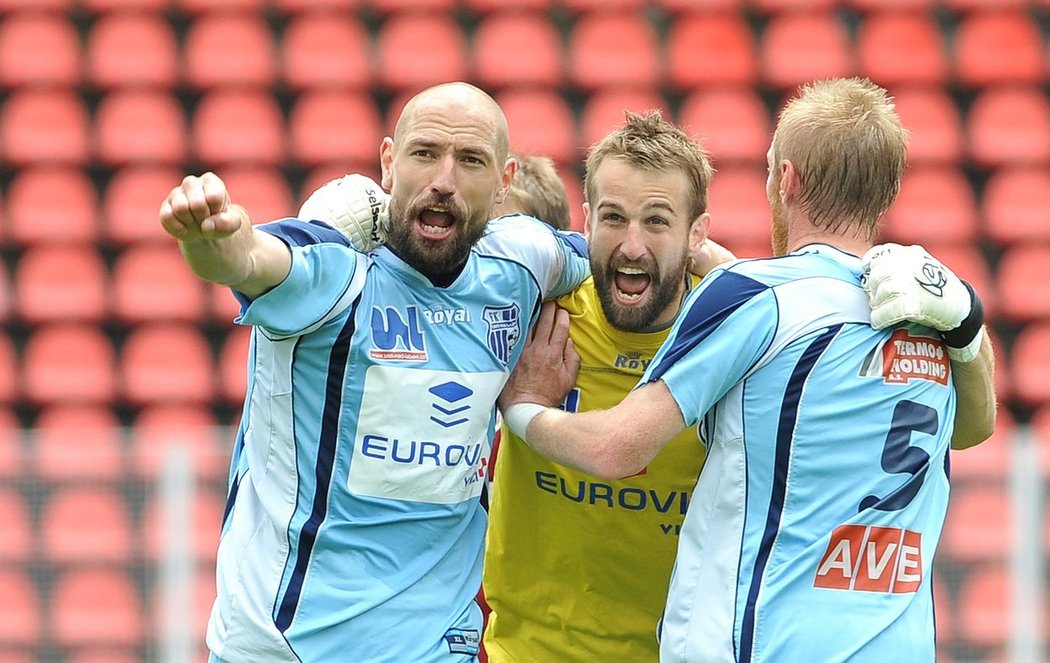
772, 77, 908, 239
584, 110, 715, 220
502, 154, 571, 230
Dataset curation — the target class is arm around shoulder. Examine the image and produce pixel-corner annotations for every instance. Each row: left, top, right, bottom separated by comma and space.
950, 329, 996, 450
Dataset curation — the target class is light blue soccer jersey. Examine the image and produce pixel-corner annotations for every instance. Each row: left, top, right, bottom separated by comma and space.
644, 245, 955, 663
207, 215, 589, 663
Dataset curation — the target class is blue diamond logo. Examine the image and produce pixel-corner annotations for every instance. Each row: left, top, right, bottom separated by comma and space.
429, 381, 473, 403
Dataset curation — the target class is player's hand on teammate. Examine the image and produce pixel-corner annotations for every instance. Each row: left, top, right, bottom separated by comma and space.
862, 242, 985, 362
499, 302, 580, 412
299, 173, 390, 252
689, 238, 737, 279
160, 172, 248, 243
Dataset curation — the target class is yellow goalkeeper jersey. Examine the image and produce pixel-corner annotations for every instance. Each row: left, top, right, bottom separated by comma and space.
484, 275, 706, 663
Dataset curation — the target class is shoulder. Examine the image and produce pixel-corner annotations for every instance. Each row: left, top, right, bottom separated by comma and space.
477, 214, 587, 263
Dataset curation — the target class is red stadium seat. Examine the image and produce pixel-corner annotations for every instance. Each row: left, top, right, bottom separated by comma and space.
80, 0, 168, 12
855, 12, 948, 87
955, 566, 1010, 650
942, 0, 1031, 13
561, 0, 644, 11
192, 89, 286, 167
0, 0, 72, 12
678, 87, 771, 166
706, 166, 771, 253
143, 491, 225, 564
289, 90, 382, 169
567, 12, 660, 91
21, 324, 117, 406
472, 11, 564, 90
751, 0, 838, 12
666, 12, 758, 89
654, 0, 743, 11
111, 243, 207, 324
579, 87, 668, 151
997, 245, 1050, 322
179, 0, 266, 13
94, 89, 187, 166
880, 166, 978, 245
0, 408, 23, 479
847, 0, 933, 9
102, 165, 184, 246
0, 88, 90, 166
966, 86, 1050, 168
50, 569, 143, 648
32, 405, 124, 484
981, 167, 1050, 246
40, 486, 134, 564
890, 87, 964, 166
280, 12, 371, 91
273, 0, 360, 12
4, 166, 99, 246
85, 12, 179, 89
0, 488, 32, 565
0, 331, 16, 405
496, 87, 578, 166
371, 0, 455, 12
376, 13, 467, 92
1010, 322, 1050, 406
0, 569, 40, 649
13, 245, 108, 324
218, 325, 251, 405
0, 11, 80, 88
183, 13, 276, 90
941, 483, 1011, 563
0, 260, 8, 323
954, 11, 1045, 88
759, 12, 853, 90
208, 281, 246, 325
217, 166, 296, 224
130, 404, 226, 483
120, 324, 216, 406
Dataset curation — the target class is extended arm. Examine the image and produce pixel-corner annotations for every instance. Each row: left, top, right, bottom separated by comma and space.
862, 243, 996, 449
499, 302, 685, 478
159, 172, 292, 298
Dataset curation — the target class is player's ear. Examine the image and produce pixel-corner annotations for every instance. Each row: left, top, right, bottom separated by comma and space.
582, 201, 592, 238
379, 137, 395, 191
495, 157, 517, 204
688, 212, 711, 256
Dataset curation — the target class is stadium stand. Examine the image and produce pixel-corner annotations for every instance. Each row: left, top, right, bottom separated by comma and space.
0, 5, 1044, 660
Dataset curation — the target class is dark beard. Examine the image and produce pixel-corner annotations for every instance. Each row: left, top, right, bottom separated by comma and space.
593, 251, 690, 332
385, 195, 487, 285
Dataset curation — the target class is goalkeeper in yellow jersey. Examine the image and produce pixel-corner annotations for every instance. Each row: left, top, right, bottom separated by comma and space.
483, 111, 717, 662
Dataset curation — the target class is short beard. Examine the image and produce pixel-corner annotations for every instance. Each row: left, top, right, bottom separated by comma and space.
593, 250, 690, 332
385, 195, 487, 284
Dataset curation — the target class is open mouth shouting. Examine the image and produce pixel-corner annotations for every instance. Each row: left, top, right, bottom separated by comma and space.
613, 265, 653, 306
417, 206, 456, 240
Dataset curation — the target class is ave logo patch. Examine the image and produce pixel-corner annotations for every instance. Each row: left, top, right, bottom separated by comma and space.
814, 524, 923, 593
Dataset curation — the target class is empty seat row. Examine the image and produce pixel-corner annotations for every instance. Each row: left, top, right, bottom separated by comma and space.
0, 323, 250, 406
0, 10, 1046, 92
5, 83, 1050, 170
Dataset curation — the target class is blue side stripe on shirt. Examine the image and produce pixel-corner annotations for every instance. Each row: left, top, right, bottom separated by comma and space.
647, 271, 769, 383
739, 324, 842, 662
274, 310, 358, 632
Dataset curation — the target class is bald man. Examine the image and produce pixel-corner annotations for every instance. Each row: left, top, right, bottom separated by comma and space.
160, 82, 590, 663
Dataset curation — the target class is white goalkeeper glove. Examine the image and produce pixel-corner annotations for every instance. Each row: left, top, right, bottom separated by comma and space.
862, 243, 985, 363
298, 174, 390, 252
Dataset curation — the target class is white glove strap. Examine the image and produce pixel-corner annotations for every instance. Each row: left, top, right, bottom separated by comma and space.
946, 326, 984, 364
503, 403, 548, 441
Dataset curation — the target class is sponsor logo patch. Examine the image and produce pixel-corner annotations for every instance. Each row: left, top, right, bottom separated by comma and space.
369, 306, 427, 361
814, 524, 923, 593
860, 329, 949, 386
443, 628, 480, 655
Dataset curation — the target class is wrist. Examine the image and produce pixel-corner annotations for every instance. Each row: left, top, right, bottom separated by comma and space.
941, 281, 984, 349
503, 402, 548, 440
947, 326, 984, 364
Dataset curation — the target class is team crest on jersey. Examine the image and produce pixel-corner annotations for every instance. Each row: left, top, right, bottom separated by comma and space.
369, 306, 428, 361
443, 628, 480, 655
483, 304, 520, 365
859, 329, 949, 386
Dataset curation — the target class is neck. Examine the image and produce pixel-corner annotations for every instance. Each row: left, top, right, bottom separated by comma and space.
786, 224, 872, 259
